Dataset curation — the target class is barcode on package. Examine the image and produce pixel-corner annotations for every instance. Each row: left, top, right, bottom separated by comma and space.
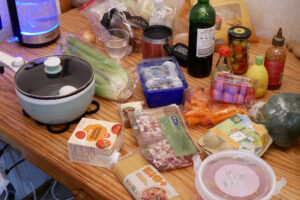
68, 144, 95, 163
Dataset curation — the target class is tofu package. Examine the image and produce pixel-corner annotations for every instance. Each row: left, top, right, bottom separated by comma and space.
198, 114, 272, 157
68, 118, 123, 169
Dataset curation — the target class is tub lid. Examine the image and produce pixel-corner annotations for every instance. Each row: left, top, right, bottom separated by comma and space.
195, 151, 276, 200
14, 55, 94, 99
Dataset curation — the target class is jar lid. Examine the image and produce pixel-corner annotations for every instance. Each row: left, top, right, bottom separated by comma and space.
14, 55, 94, 99
143, 25, 173, 44
228, 26, 251, 39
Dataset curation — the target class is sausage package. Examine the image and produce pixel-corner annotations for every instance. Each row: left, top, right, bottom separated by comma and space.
128, 104, 199, 171
113, 151, 182, 200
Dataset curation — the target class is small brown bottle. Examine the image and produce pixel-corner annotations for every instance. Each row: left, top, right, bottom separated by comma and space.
264, 28, 286, 90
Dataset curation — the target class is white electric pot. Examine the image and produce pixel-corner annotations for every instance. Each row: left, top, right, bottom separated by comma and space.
0, 52, 95, 124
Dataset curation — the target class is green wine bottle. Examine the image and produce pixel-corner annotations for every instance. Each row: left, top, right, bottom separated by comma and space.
188, 0, 216, 78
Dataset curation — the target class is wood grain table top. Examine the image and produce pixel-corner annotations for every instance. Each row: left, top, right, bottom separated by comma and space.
0, 8, 299, 200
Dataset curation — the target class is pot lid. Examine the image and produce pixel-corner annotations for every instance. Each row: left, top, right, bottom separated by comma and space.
14, 55, 94, 99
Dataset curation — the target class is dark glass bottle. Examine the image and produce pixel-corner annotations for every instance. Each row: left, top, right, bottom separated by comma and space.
188, 0, 216, 78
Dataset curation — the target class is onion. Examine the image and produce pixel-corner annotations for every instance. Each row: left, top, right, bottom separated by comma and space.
78, 29, 96, 44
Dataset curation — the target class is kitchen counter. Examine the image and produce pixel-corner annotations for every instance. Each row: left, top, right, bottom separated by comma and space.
0, 8, 300, 200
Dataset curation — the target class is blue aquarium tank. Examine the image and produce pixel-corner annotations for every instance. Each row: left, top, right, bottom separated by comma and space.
7, 0, 60, 47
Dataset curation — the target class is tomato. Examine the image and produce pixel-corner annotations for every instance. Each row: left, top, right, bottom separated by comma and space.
212, 80, 225, 92
75, 131, 86, 140
225, 83, 240, 95
96, 139, 111, 149
211, 89, 222, 101
234, 93, 245, 104
239, 85, 248, 96
223, 92, 233, 103
111, 124, 122, 135
245, 87, 256, 105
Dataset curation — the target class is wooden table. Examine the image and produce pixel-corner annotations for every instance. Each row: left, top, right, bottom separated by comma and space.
0, 9, 299, 200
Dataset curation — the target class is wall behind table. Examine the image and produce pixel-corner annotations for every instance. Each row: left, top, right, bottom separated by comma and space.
244, 0, 300, 43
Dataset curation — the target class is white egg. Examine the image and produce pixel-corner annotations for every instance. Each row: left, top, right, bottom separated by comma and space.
59, 85, 77, 96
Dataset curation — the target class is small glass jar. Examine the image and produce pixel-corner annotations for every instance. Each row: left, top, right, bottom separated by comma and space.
228, 26, 251, 74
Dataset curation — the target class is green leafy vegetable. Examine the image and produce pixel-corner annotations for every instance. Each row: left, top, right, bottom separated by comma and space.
62, 36, 134, 101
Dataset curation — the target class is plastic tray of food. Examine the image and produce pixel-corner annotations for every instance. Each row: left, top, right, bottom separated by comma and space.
128, 104, 198, 171
183, 88, 248, 127
211, 72, 256, 105
137, 56, 188, 108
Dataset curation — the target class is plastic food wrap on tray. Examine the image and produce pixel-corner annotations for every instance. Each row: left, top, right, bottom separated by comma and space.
137, 57, 188, 108
55, 33, 137, 102
183, 88, 248, 127
128, 104, 198, 171
211, 72, 256, 105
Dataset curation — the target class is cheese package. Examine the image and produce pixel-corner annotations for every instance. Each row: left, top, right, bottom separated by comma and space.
198, 114, 272, 157
118, 101, 144, 128
113, 151, 182, 200
68, 118, 123, 168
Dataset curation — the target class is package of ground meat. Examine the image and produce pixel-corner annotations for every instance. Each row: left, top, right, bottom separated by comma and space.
128, 104, 198, 171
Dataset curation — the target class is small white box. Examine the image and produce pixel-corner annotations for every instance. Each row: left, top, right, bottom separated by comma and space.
68, 118, 123, 168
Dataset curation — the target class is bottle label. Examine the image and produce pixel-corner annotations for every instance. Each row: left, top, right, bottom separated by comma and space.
196, 26, 215, 58
264, 59, 285, 86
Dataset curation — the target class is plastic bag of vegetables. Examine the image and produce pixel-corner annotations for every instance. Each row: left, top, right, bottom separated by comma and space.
249, 93, 300, 148
55, 33, 136, 101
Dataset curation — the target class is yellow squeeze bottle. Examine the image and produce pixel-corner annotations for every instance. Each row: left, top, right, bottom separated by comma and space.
246, 56, 269, 97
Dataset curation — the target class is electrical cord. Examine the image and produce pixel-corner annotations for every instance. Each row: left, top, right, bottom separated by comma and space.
50, 180, 74, 200
5, 159, 25, 175
20, 161, 37, 200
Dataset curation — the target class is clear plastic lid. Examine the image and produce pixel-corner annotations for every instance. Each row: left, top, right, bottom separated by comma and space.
211, 72, 256, 105
195, 151, 276, 200
14, 55, 94, 99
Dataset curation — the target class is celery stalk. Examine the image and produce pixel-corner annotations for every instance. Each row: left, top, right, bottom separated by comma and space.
62, 36, 132, 101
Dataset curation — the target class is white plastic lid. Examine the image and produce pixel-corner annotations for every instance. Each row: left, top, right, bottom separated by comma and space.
194, 151, 277, 200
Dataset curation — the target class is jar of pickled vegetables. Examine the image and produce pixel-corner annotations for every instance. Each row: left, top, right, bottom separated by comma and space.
228, 26, 252, 74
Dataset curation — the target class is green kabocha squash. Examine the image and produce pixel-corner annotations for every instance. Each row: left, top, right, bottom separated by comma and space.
249, 93, 300, 148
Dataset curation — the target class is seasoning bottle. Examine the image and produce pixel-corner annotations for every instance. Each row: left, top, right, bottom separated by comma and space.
188, 0, 216, 78
213, 46, 232, 75
264, 28, 286, 90
246, 56, 269, 97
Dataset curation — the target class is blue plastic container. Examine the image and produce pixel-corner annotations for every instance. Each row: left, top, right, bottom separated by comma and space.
137, 57, 188, 108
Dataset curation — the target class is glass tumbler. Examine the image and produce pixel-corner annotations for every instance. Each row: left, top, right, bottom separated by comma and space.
103, 29, 130, 59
